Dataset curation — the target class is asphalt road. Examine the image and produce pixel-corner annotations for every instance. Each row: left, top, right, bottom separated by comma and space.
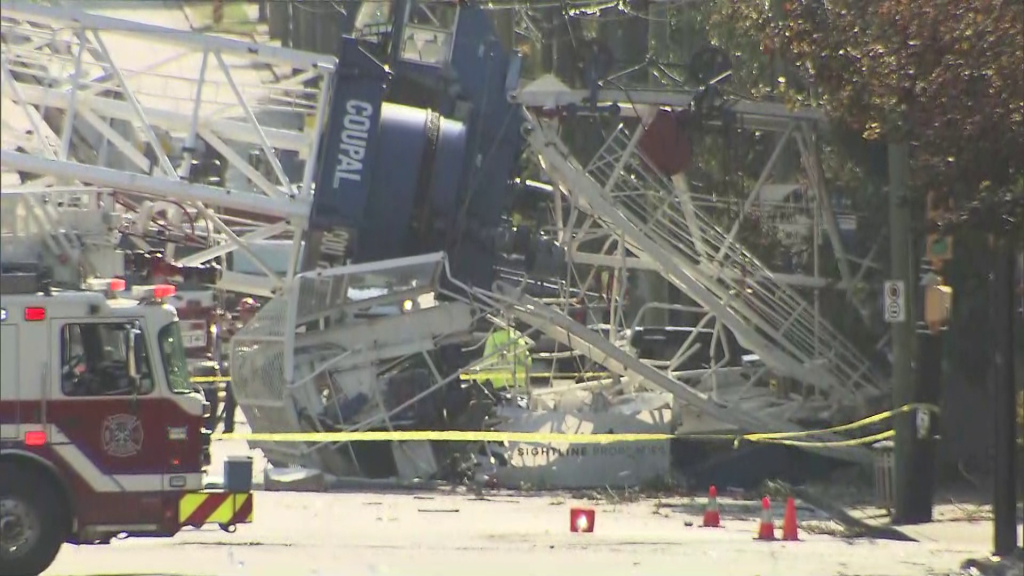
44, 490, 988, 576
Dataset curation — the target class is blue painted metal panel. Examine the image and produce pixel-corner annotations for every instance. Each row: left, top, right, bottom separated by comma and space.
310, 37, 390, 236
447, 6, 525, 217
339, 102, 470, 263
358, 103, 429, 261
445, 7, 525, 288
427, 119, 467, 223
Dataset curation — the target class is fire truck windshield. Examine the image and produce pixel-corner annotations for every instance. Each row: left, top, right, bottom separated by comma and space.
158, 321, 193, 393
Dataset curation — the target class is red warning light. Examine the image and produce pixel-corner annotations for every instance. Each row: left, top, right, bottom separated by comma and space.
24, 430, 47, 446
109, 278, 126, 291
152, 285, 176, 299
24, 307, 46, 321
569, 507, 595, 533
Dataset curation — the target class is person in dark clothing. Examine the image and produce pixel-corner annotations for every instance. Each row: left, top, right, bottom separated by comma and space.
218, 298, 260, 433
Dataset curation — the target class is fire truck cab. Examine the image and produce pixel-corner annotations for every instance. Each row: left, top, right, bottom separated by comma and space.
0, 272, 253, 576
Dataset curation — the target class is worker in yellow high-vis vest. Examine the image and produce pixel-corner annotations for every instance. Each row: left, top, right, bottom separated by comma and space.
481, 327, 532, 390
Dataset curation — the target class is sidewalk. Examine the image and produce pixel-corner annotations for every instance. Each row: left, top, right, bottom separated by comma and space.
845, 499, 1023, 576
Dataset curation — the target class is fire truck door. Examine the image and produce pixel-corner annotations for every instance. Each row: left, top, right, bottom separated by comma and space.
49, 318, 171, 524
0, 323, 20, 440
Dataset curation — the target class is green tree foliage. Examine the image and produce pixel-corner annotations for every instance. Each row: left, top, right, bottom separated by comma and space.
711, 0, 1024, 236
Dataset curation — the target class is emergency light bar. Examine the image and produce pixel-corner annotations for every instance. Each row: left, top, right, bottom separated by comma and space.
84, 278, 127, 293
132, 284, 177, 301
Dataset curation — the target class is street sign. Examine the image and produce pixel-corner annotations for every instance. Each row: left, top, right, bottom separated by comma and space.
883, 280, 906, 323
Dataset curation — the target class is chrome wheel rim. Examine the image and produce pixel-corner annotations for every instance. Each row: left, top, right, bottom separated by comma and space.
0, 496, 41, 560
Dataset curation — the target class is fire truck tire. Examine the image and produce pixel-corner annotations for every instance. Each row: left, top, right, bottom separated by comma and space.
0, 463, 68, 576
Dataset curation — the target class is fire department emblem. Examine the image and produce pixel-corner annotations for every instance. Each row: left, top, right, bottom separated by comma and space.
101, 414, 144, 458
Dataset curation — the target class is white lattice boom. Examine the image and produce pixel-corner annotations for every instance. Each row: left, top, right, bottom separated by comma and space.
523, 110, 885, 423
0, 0, 333, 295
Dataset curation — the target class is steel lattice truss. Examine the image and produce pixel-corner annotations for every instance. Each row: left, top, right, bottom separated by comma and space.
1, 0, 333, 296
509, 83, 889, 445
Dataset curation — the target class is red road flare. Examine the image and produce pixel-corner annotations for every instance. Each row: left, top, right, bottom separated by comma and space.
184, 493, 231, 526
229, 494, 253, 525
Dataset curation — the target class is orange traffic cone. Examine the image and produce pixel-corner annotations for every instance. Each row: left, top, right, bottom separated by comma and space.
703, 485, 721, 527
782, 497, 799, 541
756, 496, 776, 541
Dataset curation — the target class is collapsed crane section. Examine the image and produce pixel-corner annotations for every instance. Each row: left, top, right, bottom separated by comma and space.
230, 253, 484, 477
516, 105, 886, 427
0, 1, 890, 483
482, 282, 873, 464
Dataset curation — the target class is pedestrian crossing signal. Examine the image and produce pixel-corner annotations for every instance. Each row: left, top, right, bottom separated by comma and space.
925, 234, 952, 261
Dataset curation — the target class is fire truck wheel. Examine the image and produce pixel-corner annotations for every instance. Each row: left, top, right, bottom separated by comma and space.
0, 464, 67, 576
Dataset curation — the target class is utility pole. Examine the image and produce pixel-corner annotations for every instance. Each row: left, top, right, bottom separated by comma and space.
991, 235, 1019, 556
909, 192, 955, 523
888, 140, 926, 524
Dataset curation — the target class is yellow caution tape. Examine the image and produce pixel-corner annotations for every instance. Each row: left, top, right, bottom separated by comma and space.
195, 372, 613, 383
218, 428, 899, 448
222, 430, 670, 444
459, 371, 611, 380
216, 403, 939, 449
675, 402, 935, 448
740, 402, 932, 440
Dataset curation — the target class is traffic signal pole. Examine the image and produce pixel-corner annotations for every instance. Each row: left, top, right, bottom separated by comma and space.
910, 318, 941, 520
907, 192, 956, 524
888, 141, 937, 522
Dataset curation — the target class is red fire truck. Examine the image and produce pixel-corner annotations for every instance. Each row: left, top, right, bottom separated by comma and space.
0, 272, 253, 576
123, 250, 223, 376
